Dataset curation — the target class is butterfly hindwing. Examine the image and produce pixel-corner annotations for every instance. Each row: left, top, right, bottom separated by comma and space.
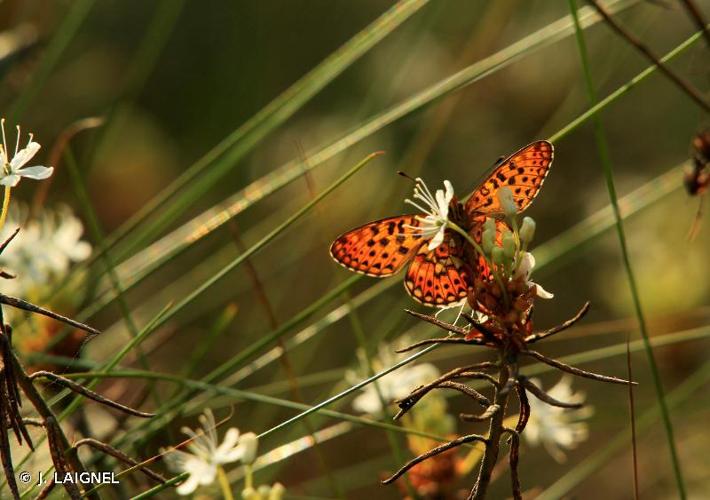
465, 140, 553, 216
404, 233, 473, 306
329, 215, 425, 277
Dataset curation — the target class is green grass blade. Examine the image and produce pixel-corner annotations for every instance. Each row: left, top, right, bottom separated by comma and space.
538, 360, 710, 500
569, 3, 685, 496
116, 0, 640, 282
99, 0, 429, 258
8, 0, 94, 121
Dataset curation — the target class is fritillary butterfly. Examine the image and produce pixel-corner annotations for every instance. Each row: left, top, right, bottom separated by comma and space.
330, 140, 554, 306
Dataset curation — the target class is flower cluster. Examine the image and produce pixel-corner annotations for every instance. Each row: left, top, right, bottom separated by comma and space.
0, 204, 91, 298
465, 189, 553, 345
347, 339, 440, 416
162, 409, 286, 499
524, 376, 593, 462
162, 409, 258, 495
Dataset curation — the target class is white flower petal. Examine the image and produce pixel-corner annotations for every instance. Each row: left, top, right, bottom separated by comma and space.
9, 142, 41, 169
534, 283, 554, 299
16, 165, 54, 180
237, 432, 259, 464
175, 473, 201, 495
0, 174, 21, 187
427, 225, 446, 251
443, 180, 454, 201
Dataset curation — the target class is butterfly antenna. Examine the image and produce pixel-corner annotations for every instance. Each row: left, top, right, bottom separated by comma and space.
397, 170, 417, 183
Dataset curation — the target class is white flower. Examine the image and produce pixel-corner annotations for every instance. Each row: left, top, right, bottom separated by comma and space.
162, 409, 258, 496
0, 204, 92, 296
242, 482, 286, 500
347, 340, 440, 415
524, 376, 593, 463
404, 178, 454, 251
514, 251, 554, 299
0, 119, 53, 187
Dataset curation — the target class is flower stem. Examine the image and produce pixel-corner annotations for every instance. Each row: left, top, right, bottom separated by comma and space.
470, 361, 512, 500
0, 186, 12, 232
447, 221, 486, 263
244, 464, 253, 490
447, 221, 511, 308
217, 466, 234, 500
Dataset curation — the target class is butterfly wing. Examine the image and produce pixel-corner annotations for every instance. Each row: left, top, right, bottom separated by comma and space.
330, 215, 425, 277
465, 140, 553, 216
404, 233, 473, 306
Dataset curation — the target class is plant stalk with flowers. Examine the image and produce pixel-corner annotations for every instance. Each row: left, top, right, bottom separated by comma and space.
381, 181, 636, 500
0, 120, 164, 500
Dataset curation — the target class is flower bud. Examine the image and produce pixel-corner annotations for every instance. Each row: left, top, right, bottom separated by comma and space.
491, 246, 504, 266
502, 231, 516, 260
482, 218, 496, 254
269, 483, 286, 500
497, 187, 517, 218
242, 488, 259, 500
520, 216, 536, 244
240, 432, 259, 465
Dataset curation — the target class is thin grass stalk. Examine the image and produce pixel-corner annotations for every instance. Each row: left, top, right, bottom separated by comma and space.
107, 0, 639, 287
10, 0, 428, 352
569, 2, 684, 496
63, 148, 162, 407
10, 304, 172, 481
538, 359, 710, 499
59, 18, 699, 349
344, 290, 418, 499
111, 154, 385, 442
95, 0, 429, 262
85, 0, 186, 170
61, 370, 463, 446
586, 0, 709, 112
228, 223, 346, 499
8, 0, 94, 121
17, 1, 685, 352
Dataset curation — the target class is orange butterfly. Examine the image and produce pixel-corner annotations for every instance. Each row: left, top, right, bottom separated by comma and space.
330, 141, 554, 306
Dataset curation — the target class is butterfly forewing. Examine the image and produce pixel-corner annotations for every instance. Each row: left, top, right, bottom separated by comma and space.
329, 215, 425, 277
465, 140, 553, 216
404, 234, 473, 306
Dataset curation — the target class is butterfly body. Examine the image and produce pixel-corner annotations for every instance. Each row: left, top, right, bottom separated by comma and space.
330, 141, 554, 306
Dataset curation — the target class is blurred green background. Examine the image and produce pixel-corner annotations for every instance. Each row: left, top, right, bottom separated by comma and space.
1, 0, 708, 498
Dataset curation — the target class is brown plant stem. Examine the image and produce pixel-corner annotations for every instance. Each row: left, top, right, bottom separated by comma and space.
502, 428, 522, 500
514, 382, 530, 433
394, 336, 485, 352
524, 301, 590, 343
519, 376, 585, 408
679, 0, 710, 47
73, 438, 166, 484
469, 362, 511, 500
0, 294, 101, 336
587, 0, 710, 112
403, 309, 469, 335
460, 404, 500, 422
30, 371, 154, 417
523, 349, 636, 386
382, 433, 488, 484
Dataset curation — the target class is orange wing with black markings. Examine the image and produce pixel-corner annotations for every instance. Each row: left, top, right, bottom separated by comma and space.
403, 234, 473, 306
465, 140, 553, 216
329, 215, 425, 277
